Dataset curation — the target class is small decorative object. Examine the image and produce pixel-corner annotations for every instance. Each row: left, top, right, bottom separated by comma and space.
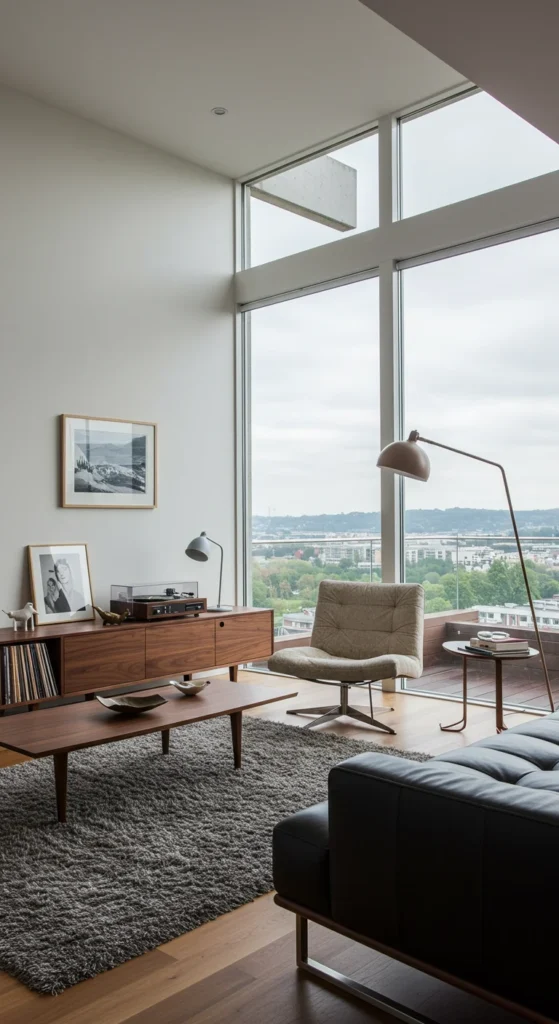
477, 630, 509, 641
28, 543, 94, 626
95, 693, 167, 714
93, 605, 131, 627
2, 602, 38, 632
61, 415, 157, 509
185, 532, 232, 611
169, 679, 210, 696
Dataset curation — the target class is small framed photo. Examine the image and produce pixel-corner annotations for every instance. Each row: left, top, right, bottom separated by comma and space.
61, 415, 157, 509
28, 543, 94, 626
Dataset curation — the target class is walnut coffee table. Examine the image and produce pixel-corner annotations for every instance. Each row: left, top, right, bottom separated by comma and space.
0, 678, 297, 822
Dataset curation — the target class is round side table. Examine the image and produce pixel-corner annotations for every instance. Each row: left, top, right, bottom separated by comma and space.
441, 640, 539, 734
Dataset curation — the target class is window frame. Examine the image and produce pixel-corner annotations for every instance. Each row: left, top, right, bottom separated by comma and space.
235, 85, 559, 694
242, 124, 380, 271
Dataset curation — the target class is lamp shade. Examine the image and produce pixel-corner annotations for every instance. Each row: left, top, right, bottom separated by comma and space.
185, 532, 212, 562
376, 435, 431, 482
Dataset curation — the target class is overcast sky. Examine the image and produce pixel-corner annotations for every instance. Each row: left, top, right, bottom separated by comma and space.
250, 92, 559, 516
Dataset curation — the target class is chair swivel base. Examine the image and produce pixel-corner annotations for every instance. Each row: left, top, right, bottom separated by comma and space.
287, 683, 395, 734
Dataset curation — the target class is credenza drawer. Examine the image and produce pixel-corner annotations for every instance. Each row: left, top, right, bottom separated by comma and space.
63, 630, 146, 693
145, 619, 215, 678
215, 612, 273, 666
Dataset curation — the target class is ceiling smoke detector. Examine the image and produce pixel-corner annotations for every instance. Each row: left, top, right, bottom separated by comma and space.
211, 106, 228, 116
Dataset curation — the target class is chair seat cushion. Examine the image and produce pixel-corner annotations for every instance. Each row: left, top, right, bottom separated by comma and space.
268, 645, 422, 682
273, 802, 330, 916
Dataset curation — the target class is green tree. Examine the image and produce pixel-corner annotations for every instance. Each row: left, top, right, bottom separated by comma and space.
297, 574, 318, 591
508, 563, 541, 604
251, 579, 268, 606
486, 559, 514, 604
422, 583, 447, 603
425, 596, 453, 614
424, 571, 443, 584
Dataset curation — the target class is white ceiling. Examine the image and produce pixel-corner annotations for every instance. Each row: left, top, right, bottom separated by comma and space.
0, 0, 464, 178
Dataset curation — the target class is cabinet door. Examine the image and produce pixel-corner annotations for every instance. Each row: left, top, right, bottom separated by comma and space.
145, 619, 215, 678
63, 630, 146, 694
215, 612, 273, 666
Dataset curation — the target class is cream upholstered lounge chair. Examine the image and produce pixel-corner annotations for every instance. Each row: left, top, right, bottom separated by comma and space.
268, 580, 424, 734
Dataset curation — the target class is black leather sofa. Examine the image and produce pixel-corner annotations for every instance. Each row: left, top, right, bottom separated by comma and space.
273, 715, 559, 1023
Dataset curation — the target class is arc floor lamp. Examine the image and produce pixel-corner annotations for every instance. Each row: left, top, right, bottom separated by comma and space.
377, 430, 554, 713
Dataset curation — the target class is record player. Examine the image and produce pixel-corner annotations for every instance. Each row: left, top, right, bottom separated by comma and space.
110, 582, 207, 621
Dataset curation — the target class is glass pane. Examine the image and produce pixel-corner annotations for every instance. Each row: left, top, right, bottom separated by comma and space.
249, 134, 378, 267
402, 229, 559, 711
250, 279, 380, 637
401, 91, 559, 219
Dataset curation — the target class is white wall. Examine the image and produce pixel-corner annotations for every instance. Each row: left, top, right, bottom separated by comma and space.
0, 86, 235, 612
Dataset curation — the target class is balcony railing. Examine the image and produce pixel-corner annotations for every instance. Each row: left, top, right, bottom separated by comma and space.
251, 533, 559, 712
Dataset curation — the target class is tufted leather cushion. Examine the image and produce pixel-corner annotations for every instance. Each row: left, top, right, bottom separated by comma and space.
268, 581, 424, 682
434, 716, 559, 792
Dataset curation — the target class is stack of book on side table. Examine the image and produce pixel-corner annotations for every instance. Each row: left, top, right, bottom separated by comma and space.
463, 637, 530, 658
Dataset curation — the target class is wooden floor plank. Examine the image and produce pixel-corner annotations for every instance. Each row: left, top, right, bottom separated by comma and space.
0, 950, 176, 1024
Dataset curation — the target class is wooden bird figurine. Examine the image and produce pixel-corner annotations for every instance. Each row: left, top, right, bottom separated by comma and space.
93, 605, 130, 627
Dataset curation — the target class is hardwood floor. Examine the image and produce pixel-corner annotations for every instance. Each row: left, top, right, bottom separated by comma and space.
0, 672, 536, 1024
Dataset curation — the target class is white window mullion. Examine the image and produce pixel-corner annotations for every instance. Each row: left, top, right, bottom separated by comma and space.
378, 114, 402, 692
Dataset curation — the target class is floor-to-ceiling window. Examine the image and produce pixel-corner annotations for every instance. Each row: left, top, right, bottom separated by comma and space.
238, 85, 559, 709
402, 228, 559, 707
249, 279, 380, 635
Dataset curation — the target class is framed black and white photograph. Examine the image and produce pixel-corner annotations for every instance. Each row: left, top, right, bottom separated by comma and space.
61, 415, 157, 509
28, 543, 94, 625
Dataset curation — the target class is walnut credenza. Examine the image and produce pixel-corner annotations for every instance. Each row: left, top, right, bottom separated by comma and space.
0, 607, 274, 711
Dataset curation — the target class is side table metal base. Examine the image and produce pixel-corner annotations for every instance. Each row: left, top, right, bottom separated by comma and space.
440, 641, 529, 735
440, 659, 468, 732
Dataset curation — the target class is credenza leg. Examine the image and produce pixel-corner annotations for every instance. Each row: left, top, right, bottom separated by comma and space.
229, 665, 238, 682
162, 729, 170, 755
54, 753, 68, 823
84, 693, 95, 701
230, 711, 242, 768
183, 674, 192, 682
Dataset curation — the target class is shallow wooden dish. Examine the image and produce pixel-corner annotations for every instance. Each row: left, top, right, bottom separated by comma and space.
95, 693, 168, 715
169, 679, 209, 697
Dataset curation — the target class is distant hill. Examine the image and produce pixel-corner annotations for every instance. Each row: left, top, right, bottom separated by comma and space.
253, 509, 559, 537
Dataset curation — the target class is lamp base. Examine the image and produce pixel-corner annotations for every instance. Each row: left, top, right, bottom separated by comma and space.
208, 604, 233, 612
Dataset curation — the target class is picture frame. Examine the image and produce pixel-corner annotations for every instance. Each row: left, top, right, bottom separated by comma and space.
28, 543, 94, 626
61, 415, 157, 509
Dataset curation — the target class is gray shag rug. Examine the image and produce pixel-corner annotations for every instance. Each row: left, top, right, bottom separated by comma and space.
0, 716, 430, 994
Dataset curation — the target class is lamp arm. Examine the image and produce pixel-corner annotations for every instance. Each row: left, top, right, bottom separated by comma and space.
206, 536, 224, 609
415, 432, 554, 712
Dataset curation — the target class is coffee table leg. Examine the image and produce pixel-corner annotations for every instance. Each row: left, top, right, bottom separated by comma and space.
162, 729, 170, 755
441, 657, 468, 732
230, 711, 242, 768
495, 660, 507, 733
54, 753, 68, 823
